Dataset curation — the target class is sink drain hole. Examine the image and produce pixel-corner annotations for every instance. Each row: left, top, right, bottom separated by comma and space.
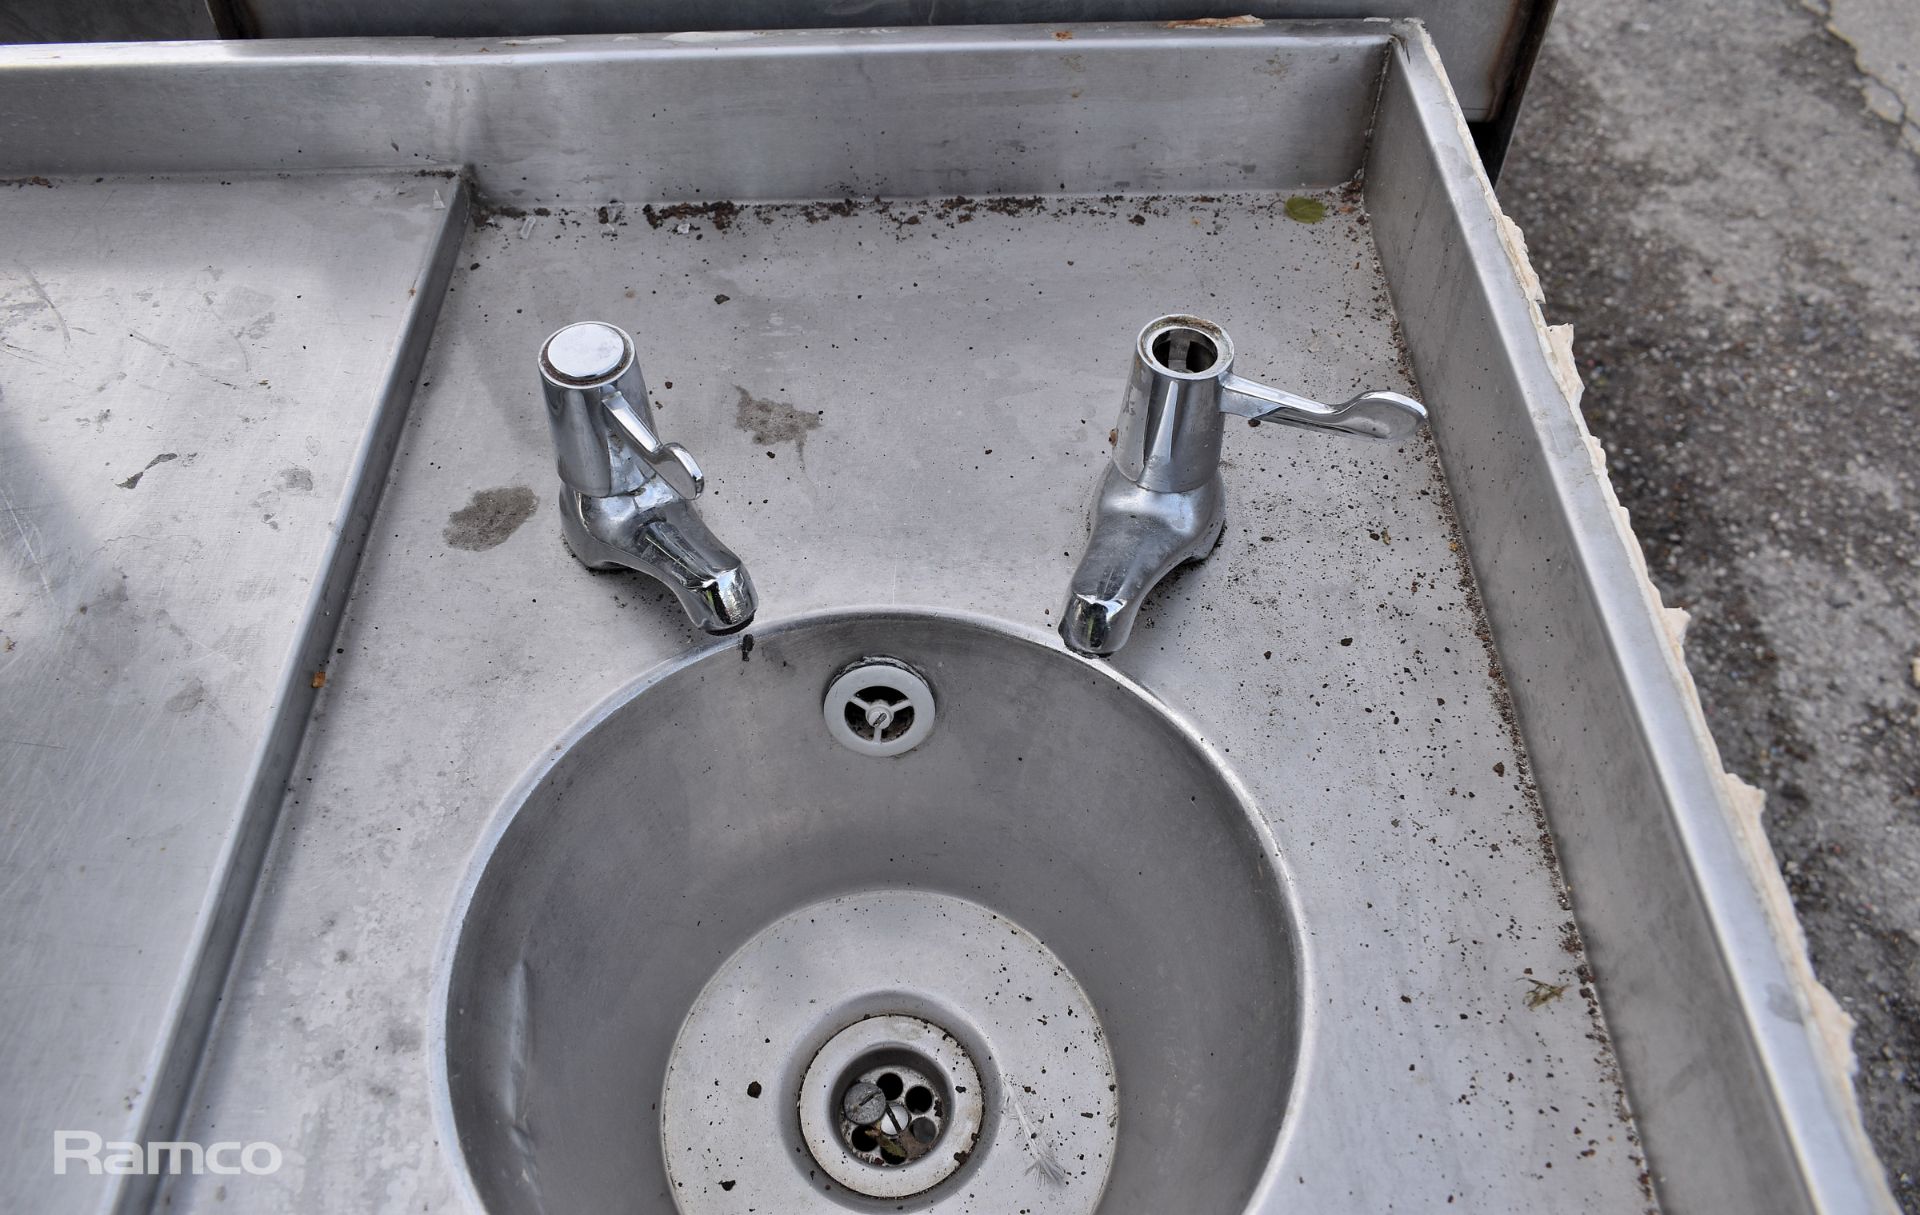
798, 1014, 984, 1199
837, 1058, 950, 1168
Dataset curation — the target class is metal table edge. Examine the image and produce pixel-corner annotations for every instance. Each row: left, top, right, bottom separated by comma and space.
100, 175, 474, 1215
1377, 22, 1895, 1214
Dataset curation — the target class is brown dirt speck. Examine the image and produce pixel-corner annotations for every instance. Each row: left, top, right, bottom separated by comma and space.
642, 200, 742, 231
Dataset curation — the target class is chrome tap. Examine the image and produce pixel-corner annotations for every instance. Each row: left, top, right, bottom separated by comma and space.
1060, 314, 1427, 656
538, 321, 757, 633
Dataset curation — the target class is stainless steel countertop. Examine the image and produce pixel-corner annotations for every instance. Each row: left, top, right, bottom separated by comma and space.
158, 192, 1650, 1212
0, 171, 460, 1215
1, 21, 1889, 1214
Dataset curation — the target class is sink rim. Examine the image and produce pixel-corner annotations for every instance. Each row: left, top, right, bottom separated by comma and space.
426, 603, 1318, 1214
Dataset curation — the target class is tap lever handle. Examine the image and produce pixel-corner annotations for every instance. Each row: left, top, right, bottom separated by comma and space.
540, 321, 709, 498
603, 389, 705, 498
1218, 373, 1427, 442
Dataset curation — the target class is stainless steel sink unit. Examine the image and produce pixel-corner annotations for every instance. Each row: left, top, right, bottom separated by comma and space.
1061, 313, 1427, 655
0, 18, 1894, 1215
441, 613, 1296, 1213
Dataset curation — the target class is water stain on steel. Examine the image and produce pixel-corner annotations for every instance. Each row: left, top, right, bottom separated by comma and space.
444, 485, 539, 551
734, 387, 822, 456
165, 677, 209, 714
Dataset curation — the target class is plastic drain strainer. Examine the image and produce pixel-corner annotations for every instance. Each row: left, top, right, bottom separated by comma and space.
823, 658, 935, 757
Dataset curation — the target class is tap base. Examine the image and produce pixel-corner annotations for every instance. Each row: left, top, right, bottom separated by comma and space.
1058, 467, 1224, 657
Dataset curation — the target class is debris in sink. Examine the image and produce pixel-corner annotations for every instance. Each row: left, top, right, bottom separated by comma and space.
474, 187, 1364, 250
1164, 14, 1264, 28
641, 200, 742, 231
1524, 977, 1569, 1010
1284, 195, 1329, 224
1009, 1092, 1070, 1185
115, 450, 177, 490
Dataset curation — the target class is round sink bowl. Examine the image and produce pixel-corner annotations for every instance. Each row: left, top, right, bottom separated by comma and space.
435, 610, 1302, 1214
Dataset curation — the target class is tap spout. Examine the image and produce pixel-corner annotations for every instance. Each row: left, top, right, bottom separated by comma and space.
1059, 314, 1425, 657
539, 321, 758, 634
558, 481, 757, 634
1060, 464, 1224, 656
